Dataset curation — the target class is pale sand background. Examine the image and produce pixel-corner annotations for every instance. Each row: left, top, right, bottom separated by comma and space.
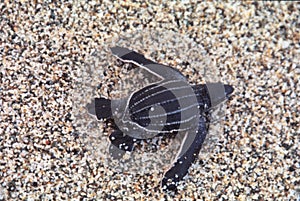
0, 1, 299, 200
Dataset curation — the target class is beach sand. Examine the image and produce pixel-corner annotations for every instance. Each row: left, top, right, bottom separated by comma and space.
0, 1, 299, 200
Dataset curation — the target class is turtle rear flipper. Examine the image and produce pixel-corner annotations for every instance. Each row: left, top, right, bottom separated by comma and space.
109, 129, 139, 152
111, 46, 187, 81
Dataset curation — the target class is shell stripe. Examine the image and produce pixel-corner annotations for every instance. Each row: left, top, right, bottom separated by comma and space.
138, 102, 200, 119
141, 114, 199, 127
129, 83, 182, 130
129, 80, 191, 109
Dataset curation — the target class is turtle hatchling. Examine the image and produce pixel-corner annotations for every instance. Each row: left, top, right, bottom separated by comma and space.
87, 46, 234, 191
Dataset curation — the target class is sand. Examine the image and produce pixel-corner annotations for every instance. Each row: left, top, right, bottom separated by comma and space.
0, 1, 299, 200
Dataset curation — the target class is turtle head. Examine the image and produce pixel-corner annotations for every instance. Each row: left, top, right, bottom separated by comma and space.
87, 97, 112, 120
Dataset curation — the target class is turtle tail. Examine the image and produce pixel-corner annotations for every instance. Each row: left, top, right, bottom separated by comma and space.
204, 83, 234, 107
224, 84, 234, 98
95, 97, 112, 120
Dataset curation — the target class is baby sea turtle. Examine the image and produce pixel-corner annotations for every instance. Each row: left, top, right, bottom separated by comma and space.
87, 46, 234, 191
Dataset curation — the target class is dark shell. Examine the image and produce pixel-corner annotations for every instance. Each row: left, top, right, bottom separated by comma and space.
128, 79, 201, 133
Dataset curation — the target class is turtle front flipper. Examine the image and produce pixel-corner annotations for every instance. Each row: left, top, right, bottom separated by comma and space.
110, 46, 187, 81
108, 128, 139, 160
109, 128, 140, 152
161, 116, 208, 191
